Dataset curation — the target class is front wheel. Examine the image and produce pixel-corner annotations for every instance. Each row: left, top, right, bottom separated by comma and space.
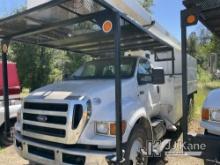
125, 124, 149, 165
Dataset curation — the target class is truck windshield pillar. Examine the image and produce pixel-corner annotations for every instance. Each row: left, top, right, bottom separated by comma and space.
114, 12, 123, 164
1, 40, 10, 138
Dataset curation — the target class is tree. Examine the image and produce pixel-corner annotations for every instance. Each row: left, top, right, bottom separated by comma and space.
137, 0, 154, 10
188, 32, 198, 57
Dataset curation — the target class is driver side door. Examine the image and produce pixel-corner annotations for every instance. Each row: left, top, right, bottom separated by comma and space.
137, 59, 160, 112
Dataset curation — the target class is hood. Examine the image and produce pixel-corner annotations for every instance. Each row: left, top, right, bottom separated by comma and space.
27, 79, 137, 101
203, 88, 220, 109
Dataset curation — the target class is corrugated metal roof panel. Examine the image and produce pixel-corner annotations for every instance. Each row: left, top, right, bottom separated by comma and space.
0, 0, 173, 56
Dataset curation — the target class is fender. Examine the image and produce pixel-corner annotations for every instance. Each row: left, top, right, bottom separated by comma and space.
122, 100, 153, 143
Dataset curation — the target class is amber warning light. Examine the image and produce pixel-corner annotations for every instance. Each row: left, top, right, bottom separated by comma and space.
186, 14, 198, 26
102, 20, 113, 33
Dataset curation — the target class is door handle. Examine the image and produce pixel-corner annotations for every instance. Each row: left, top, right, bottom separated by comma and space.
140, 91, 145, 95
157, 86, 160, 94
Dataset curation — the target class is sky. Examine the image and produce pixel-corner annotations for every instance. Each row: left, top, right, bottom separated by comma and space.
0, 0, 26, 17
151, 0, 184, 40
0, 0, 203, 41
150, 0, 202, 40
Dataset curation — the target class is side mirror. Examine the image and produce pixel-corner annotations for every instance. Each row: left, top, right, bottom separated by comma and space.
152, 69, 165, 84
137, 73, 152, 85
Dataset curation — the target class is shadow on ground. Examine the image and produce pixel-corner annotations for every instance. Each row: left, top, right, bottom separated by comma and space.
148, 128, 182, 165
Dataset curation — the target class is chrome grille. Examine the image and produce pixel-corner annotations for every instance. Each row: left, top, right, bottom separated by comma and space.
24, 102, 68, 112
23, 113, 67, 125
21, 100, 87, 144
23, 124, 66, 138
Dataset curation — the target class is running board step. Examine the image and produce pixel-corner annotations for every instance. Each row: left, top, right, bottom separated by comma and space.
151, 119, 166, 140
153, 139, 171, 155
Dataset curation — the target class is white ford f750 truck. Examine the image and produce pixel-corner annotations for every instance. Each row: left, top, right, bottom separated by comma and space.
15, 53, 197, 164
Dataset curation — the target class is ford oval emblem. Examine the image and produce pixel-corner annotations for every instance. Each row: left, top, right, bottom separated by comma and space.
36, 115, 48, 122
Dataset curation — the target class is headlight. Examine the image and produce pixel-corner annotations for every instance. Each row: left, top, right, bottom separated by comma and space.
95, 121, 127, 136
210, 110, 220, 122
96, 122, 109, 135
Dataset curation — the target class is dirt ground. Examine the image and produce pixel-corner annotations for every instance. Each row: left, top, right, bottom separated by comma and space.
0, 120, 205, 165
0, 146, 205, 165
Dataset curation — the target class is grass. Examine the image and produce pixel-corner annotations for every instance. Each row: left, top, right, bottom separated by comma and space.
190, 80, 220, 120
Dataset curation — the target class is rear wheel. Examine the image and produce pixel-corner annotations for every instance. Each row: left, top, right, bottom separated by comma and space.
125, 124, 149, 165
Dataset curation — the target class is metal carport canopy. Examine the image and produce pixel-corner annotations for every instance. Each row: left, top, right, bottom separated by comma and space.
0, 0, 172, 56
0, 0, 173, 164
184, 0, 220, 38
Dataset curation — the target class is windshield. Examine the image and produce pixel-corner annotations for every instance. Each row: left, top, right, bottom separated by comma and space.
70, 58, 137, 80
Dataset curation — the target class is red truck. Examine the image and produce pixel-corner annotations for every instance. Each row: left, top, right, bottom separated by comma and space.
0, 61, 21, 144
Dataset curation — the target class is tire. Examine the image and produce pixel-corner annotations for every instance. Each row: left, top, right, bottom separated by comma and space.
125, 124, 149, 165
0, 120, 16, 146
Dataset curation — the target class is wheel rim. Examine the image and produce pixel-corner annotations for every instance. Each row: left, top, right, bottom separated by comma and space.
129, 138, 144, 164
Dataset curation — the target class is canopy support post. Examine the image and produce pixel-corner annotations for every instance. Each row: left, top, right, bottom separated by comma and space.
181, 7, 200, 149
181, 10, 189, 144
1, 39, 11, 139
114, 12, 124, 164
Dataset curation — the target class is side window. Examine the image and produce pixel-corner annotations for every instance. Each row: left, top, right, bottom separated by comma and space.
103, 65, 114, 77
137, 59, 152, 85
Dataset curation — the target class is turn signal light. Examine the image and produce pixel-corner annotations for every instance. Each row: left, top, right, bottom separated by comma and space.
110, 121, 126, 135
202, 108, 210, 121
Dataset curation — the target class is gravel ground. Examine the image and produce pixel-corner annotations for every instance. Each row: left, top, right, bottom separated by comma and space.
0, 146, 28, 165
0, 120, 205, 165
0, 146, 204, 165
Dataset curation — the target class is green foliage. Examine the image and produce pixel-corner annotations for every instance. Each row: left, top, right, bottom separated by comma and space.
9, 42, 87, 91
197, 66, 212, 82
137, 0, 154, 10
187, 32, 198, 57
188, 28, 220, 80
191, 80, 220, 120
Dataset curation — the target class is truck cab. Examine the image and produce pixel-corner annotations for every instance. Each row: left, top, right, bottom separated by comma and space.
14, 56, 165, 164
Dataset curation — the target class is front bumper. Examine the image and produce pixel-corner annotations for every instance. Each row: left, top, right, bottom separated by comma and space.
14, 133, 115, 165
201, 121, 220, 136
